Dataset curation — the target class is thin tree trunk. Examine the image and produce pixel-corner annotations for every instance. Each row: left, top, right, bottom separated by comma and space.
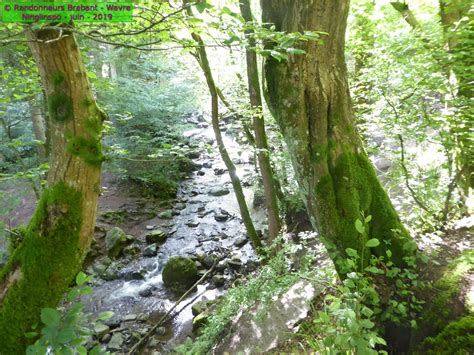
184, 4, 261, 251
0, 26, 105, 352
240, 0, 281, 241
261, 0, 415, 271
29, 94, 48, 160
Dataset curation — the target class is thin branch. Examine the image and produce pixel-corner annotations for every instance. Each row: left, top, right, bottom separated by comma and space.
397, 133, 433, 214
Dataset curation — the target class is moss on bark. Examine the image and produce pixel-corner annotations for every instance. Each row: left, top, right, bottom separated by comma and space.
0, 183, 83, 353
66, 136, 104, 166
47, 92, 73, 122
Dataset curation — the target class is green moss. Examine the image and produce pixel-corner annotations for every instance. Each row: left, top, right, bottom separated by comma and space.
51, 71, 64, 86
66, 136, 104, 166
162, 256, 198, 293
0, 183, 83, 353
422, 314, 474, 354
80, 97, 93, 107
48, 92, 73, 122
421, 251, 474, 330
84, 116, 102, 135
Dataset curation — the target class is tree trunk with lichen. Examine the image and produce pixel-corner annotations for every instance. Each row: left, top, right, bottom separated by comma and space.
261, 0, 415, 271
240, 0, 281, 241
0, 26, 104, 352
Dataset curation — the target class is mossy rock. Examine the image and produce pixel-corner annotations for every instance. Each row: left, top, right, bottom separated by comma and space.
162, 256, 198, 292
146, 229, 167, 244
421, 314, 474, 354
105, 227, 131, 259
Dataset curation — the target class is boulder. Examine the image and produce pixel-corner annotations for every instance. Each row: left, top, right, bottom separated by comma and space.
105, 227, 130, 258
162, 256, 199, 292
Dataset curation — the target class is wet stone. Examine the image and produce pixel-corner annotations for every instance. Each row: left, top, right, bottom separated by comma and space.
212, 274, 225, 287
123, 314, 138, 322
143, 244, 158, 257
227, 258, 243, 270
123, 270, 146, 281
186, 220, 200, 228
214, 168, 227, 176
197, 170, 205, 176
203, 162, 212, 168
234, 237, 248, 248
139, 287, 154, 298
146, 229, 167, 244
214, 209, 230, 222
108, 333, 124, 350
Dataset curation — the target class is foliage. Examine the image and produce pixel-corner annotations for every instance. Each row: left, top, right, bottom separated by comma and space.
421, 314, 474, 354
26, 272, 112, 355
300, 216, 429, 353
346, 0, 470, 231
90, 49, 202, 198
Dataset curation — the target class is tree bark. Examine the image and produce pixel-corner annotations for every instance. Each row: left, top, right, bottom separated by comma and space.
184, 4, 261, 251
29, 94, 48, 160
261, 0, 414, 270
0, 26, 105, 352
240, 0, 281, 241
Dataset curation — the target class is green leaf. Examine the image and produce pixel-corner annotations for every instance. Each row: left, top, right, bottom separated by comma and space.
345, 248, 359, 258
98, 311, 114, 320
86, 71, 97, 79
365, 215, 372, 223
75, 272, 90, 286
25, 332, 38, 338
40, 308, 61, 326
366, 238, 380, 248
355, 219, 365, 234
196, 2, 212, 13
386, 249, 392, 258
286, 48, 306, 55
270, 50, 288, 62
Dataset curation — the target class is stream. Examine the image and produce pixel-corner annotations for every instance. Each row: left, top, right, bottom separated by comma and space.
84, 117, 267, 353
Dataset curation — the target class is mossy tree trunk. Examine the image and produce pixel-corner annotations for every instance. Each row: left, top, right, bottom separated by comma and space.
239, 0, 281, 241
184, 4, 262, 252
0, 26, 104, 352
261, 0, 415, 270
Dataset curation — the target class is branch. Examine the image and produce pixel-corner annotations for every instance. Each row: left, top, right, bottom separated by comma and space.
397, 134, 433, 214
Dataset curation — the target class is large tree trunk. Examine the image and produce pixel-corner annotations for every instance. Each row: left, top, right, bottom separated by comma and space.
240, 0, 281, 241
0, 26, 104, 352
261, 0, 415, 270
184, 4, 262, 252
